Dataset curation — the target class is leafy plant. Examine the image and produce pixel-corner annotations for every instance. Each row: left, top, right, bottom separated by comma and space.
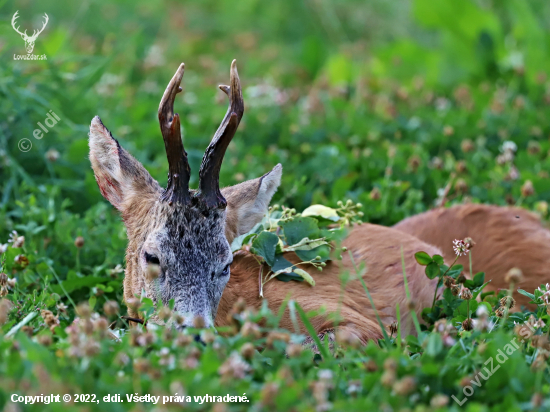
231, 201, 362, 295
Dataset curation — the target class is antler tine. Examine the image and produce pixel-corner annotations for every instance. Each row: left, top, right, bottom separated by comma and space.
158, 63, 192, 205
198, 59, 244, 209
11, 11, 27, 37
31, 13, 49, 39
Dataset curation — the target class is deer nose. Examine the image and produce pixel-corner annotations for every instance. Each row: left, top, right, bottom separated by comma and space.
194, 334, 206, 346
174, 324, 205, 345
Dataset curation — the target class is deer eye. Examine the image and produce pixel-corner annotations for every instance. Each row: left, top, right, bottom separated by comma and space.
144, 252, 160, 265
220, 264, 230, 277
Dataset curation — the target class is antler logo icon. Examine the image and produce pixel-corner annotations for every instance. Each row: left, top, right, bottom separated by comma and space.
11, 11, 49, 54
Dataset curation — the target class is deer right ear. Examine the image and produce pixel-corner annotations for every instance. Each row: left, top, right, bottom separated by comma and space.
89, 116, 159, 210
222, 164, 282, 244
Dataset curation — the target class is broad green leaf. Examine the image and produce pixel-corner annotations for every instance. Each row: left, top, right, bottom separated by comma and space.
455, 300, 478, 318
415, 251, 432, 266
473, 272, 485, 287
88, 295, 97, 311
138, 297, 156, 319
433, 255, 445, 265
425, 261, 440, 279
447, 265, 464, 278
279, 217, 330, 262
296, 245, 330, 263
478, 301, 492, 315
50, 276, 109, 294
425, 333, 443, 357
270, 255, 304, 283
279, 217, 320, 244
301, 204, 340, 222
251, 231, 279, 266
517, 289, 536, 301
463, 279, 475, 289
230, 222, 262, 252
271, 255, 295, 272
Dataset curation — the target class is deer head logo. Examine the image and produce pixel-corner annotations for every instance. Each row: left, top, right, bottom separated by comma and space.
11, 11, 49, 54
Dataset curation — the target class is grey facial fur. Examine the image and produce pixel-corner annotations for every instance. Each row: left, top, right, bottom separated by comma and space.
140, 200, 232, 328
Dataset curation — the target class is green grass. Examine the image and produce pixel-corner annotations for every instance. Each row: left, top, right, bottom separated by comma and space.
2, 0, 550, 410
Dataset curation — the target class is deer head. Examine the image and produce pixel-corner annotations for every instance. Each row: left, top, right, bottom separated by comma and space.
11, 11, 49, 54
89, 61, 282, 328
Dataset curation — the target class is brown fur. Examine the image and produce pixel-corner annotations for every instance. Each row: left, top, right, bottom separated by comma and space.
394, 204, 550, 307
89, 69, 443, 342
216, 224, 441, 343
90, 117, 443, 341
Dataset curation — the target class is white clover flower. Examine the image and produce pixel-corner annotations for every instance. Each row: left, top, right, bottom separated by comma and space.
435, 97, 450, 112
7, 231, 24, 248
245, 84, 288, 107
346, 380, 361, 395
508, 165, 519, 180
442, 333, 456, 347
534, 319, 546, 329
0, 244, 7, 254
501, 141, 517, 153
453, 239, 469, 256
476, 304, 489, 319
318, 369, 333, 381
109, 264, 124, 276
8, 230, 18, 243
218, 352, 251, 380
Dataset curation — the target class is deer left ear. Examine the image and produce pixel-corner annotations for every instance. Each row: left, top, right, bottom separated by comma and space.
222, 164, 282, 244
89, 116, 160, 211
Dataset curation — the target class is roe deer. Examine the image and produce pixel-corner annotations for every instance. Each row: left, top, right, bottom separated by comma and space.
88, 60, 443, 343
394, 204, 550, 307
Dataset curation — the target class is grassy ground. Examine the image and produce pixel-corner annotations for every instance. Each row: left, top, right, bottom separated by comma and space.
2, 0, 550, 410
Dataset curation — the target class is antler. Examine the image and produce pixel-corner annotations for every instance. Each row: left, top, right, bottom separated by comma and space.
198, 60, 244, 209
159, 63, 191, 205
29, 13, 49, 40
11, 11, 28, 38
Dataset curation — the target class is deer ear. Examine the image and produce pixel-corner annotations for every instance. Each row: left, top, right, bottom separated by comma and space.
222, 164, 282, 244
89, 116, 159, 210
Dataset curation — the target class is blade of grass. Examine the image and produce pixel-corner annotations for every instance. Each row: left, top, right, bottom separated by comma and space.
275, 295, 291, 328
396, 302, 401, 349
288, 300, 301, 335
46, 261, 77, 311
400, 245, 422, 335
347, 250, 390, 344
295, 303, 330, 360
469, 250, 473, 279
6, 311, 38, 338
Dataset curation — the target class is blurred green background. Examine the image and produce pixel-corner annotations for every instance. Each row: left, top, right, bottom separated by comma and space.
1, 0, 550, 304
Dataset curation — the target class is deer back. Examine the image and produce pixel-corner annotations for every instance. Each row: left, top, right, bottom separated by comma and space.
217, 224, 442, 343
394, 204, 550, 307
